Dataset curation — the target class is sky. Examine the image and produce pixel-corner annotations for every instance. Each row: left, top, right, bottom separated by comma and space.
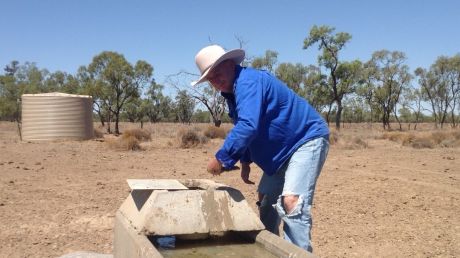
1, 0, 459, 91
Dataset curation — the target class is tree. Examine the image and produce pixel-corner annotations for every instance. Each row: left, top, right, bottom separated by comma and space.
302, 65, 331, 115
44, 71, 82, 94
175, 90, 195, 123
415, 54, 460, 128
87, 51, 154, 134
303, 25, 352, 129
251, 50, 278, 73
275, 62, 307, 94
401, 86, 424, 130
166, 71, 226, 127
365, 50, 412, 130
446, 55, 460, 127
144, 81, 174, 123
77, 66, 107, 126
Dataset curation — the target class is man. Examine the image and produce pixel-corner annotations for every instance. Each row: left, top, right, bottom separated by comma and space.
192, 44, 329, 252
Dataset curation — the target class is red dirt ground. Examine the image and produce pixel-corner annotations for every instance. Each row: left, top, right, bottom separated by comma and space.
0, 122, 459, 257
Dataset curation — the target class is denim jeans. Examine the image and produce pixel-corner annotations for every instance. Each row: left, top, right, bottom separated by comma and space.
257, 136, 329, 252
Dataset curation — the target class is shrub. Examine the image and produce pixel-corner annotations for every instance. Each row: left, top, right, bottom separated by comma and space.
431, 131, 447, 145
107, 135, 142, 151
401, 134, 416, 146
93, 128, 104, 138
352, 137, 368, 148
382, 132, 407, 143
410, 137, 434, 149
178, 128, 208, 148
122, 128, 151, 142
204, 125, 227, 139
329, 129, 339, 145
342, 136, 369, 150
439, 138, 458, 148
453, 130, 460, 140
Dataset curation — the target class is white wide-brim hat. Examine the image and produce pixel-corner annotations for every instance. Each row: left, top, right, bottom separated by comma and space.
191, 45, 245, 86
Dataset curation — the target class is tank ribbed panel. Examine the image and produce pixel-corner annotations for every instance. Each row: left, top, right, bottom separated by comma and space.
21, 93, 94, 141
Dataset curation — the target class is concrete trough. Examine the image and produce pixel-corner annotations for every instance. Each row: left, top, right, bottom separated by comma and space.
113, 179, 316, 258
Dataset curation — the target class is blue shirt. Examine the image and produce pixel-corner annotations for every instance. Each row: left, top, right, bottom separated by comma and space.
216, 66, 329, 175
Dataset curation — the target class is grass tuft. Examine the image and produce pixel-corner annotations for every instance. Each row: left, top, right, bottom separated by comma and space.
178, 128, 208, 148
122, 128, 151, 142
203, 125, 227, 139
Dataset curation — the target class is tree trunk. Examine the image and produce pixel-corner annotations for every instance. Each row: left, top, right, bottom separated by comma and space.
115, 111, 120, 135
326, 102, 333, 126
106, 112, 112, 134
393, 108, 402, 131
97, 109, 105, 127
335, 101, 342, 130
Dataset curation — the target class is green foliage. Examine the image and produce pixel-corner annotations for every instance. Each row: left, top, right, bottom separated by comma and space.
166, 71, 226, 127
415, 54, 460, 128
303, 25, 354, 129
86, 51, 154, 134
175, 90, 195, 123
275, 63, 307, 94
364, 50, 412, 129
302, 65, 330, 112
303, 25, 352, 70
251, 50, 278, 72
192, 109, 211, 123
0, 61, 83, 121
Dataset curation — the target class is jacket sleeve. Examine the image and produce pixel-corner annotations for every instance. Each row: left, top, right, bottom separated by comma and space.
215, 78, 262, 168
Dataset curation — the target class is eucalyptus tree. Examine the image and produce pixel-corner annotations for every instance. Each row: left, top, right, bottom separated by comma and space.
365, 50, 412, 130
44, 71, 81, 94
251, 50, 278, 73
447, 54, 460, 127
144, 81, 174, 123
175, 90, 195, 124
0, 61, 49, 121
77, 66, 107, 126
302, 65, 331, 117
122, 98, 152, 128
0, 62, 19, 121
400, 86, 424, 130
415, 54, 460, 128
303, 25, 352, 129
166, 71, 226, 127
275, 62, 307, 94
87, 51, 154, 134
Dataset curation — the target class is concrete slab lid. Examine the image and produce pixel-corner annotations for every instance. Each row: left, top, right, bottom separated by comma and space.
127, 179, 188, 190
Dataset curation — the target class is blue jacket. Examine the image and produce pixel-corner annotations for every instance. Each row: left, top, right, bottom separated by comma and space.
216, 66, 329, 175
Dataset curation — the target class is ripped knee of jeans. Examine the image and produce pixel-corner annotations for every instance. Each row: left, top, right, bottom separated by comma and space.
273, 194, 304, 218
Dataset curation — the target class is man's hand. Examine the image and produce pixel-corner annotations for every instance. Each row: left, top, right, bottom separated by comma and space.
240, 162, 254, 184
207, 157, 223, 176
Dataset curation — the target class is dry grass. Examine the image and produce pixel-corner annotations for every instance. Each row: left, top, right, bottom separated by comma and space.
409, 137, 435, 149
329, 127, 369, 149
177, 127, 209, 148
381, 129, 460, 148
122, 128, 151, 141
329, 128, 339, 145
203, 125, 227, 139
93, 128, 104, 138
106, 135, 142, 151
104, 128, 151, 151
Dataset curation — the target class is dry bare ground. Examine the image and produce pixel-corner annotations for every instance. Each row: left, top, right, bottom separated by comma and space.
0, 122, 459, 257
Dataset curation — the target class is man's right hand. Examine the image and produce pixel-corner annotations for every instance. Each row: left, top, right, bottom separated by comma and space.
240, 162, 254, 184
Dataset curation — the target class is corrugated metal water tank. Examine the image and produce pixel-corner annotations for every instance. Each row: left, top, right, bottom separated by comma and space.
21, 92, 94, 141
